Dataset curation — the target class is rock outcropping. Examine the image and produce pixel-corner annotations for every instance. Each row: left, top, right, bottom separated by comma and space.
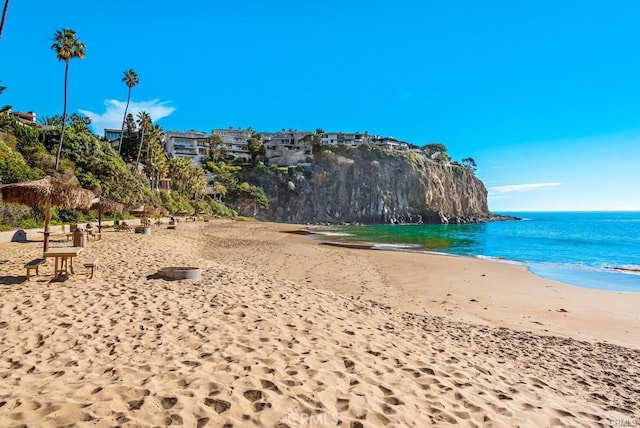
234, 146, 494, 224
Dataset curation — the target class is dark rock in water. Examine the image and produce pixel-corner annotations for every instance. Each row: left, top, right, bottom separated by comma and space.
490, 214, 522, 222
230, 146, 499, 225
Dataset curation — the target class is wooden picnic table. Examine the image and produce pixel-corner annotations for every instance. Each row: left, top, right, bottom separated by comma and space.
43, 246, 84, 278
115, 222, 132, 232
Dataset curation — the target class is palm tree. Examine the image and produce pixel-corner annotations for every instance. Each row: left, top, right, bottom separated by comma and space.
38, 115, 62, 126
0, 0, 9, 39
117, 68, 139, 155
135, 110, 152, 170
169, 158, 193, 194
51, 28, 86, 171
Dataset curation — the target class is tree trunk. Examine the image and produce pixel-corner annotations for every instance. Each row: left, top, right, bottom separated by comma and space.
0, 0, 9, 39
117, 87, 131, 154
136, 129, 144, 170
55, 60, 69, 171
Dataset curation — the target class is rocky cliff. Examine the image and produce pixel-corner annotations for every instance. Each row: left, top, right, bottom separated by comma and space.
233, 145, 494, 224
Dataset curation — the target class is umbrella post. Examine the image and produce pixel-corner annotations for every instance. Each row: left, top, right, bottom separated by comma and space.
98, 210, 102, 234
43, 203, 51, 254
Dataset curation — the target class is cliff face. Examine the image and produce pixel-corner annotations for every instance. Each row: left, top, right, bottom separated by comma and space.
233, 146, 492, 224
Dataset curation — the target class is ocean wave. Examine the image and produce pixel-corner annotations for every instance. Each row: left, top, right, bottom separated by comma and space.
475, 255, 523, 265
527, 261, 640, 276
314, 231, 354, 237
372, 243, 422, 250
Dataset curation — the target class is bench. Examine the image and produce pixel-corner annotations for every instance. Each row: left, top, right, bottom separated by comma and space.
25, 258, 46, 280
84, 256, 99, 279
49, 233, 73, 242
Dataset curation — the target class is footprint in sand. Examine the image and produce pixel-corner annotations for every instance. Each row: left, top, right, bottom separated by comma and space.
378, 385, 393, 396
384, 396, 404, 406
161, 396, 178, 409
128, 399, 145, 411
243, 389, 263, 402
204, 398, 231, 414
336, 398, 349, 412
253, 401, 272, 412
260, 379, 281, 394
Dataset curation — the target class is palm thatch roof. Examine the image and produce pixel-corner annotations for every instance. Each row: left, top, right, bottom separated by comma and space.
0, 176, 95, 209
90, 196, 124, 214
130, 204, 159, 216
1, 176, 96, 254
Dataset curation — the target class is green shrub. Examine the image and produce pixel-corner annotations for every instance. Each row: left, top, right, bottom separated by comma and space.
18, 218, 42, 230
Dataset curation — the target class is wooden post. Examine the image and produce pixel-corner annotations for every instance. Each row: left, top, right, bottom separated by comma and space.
43, 202, 51, 254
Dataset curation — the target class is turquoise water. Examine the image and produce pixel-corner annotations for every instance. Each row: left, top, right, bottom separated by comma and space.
319, 211, 640, 292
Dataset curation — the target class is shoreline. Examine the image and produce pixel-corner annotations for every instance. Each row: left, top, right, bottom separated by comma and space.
306, 224, 640, 294
200, 220, 640, 349
0, 219, 638, 426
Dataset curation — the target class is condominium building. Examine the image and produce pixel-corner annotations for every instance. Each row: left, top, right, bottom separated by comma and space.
210, 127, 251, 163
163, 130, 209, 165
260, 130, 313, 166
369, 135, 407, 150
321, 131, 369, 146
163, 130, 215, 193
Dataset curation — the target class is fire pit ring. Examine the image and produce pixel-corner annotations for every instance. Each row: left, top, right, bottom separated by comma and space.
158, 266, 202, 280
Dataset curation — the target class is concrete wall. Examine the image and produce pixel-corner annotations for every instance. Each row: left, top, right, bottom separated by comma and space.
0, 219, 144, 244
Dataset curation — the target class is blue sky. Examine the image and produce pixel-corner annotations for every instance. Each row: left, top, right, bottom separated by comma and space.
2, 1, 639, 212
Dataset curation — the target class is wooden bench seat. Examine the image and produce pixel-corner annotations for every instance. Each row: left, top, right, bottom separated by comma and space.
25, 258, 46, 279
50, 233, 73, 242
84, 256, 99, 279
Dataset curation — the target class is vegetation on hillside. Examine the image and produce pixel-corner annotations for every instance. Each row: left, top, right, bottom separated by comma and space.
0, 109, 253, 229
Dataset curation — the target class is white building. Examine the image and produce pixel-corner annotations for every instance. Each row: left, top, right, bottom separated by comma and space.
321, 131, 369, 146
163, 130, 209, 165
163, 130, 215, 193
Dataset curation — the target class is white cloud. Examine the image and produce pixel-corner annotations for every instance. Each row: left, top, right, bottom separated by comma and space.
489, 182, 561, 194
80, 99, 176, 135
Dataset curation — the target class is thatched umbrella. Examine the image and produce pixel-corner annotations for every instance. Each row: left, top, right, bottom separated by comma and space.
90, 196, 124, 234
129, 204, 158, 226
0, 176, 95, 254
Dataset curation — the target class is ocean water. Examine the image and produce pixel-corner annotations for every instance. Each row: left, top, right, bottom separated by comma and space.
318, 211, 640, 292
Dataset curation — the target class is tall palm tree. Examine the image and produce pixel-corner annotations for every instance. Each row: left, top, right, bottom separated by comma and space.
147, 139, 169, 191
0, 0, 9, 39
144, 125, 166, 190
117, 68, 139, 155
135, 110, 152, 170
51, 28, 86, 171
146, 124, 164, 165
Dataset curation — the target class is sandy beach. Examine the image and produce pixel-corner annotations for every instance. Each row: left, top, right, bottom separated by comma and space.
0, 219, 638, 427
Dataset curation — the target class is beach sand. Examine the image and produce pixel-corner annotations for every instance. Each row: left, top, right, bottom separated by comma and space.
0, 219, 638, 427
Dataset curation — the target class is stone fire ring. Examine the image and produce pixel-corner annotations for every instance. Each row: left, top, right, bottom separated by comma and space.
158, 267, 202, 280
